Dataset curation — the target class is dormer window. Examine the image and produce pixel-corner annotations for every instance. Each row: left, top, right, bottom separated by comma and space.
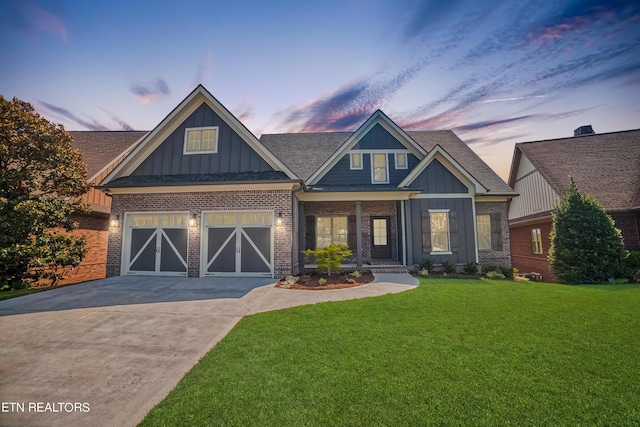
371, 153, 389, 184
184, 126, 218, 154
350, 153, 363, 170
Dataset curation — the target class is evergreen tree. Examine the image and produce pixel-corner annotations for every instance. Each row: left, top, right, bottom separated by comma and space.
1, 95, 90, 288
548, 178, 626, 284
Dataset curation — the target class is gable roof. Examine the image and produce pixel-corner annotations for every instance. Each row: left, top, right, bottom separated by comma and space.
303, 110, 428, 185
398, 144, 487, 193
69, 131, 147, 182
260, 132, 350, 180
408, 130, 515, 195
261, 125, 515, 195
102, 85, 297, 185
508, 129, 640, 210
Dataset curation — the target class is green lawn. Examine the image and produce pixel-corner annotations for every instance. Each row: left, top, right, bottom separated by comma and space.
0, 286, 50, 301
140, 279, 640, 426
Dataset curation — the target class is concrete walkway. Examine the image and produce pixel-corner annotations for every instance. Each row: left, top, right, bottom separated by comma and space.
0, 273, 417, 427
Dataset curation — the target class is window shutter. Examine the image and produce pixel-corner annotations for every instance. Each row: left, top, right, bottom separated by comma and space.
347, 215, 357, 250
449, 210, 459, 253
305, 215, 316, 250
490, 212, 503, 251
421, 211, 431, 258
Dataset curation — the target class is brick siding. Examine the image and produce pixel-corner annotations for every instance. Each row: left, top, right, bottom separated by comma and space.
475, 201, 512, 269
304, 200, 399, 264
107, 189, 294, 278
509, 219, 554, 282
612, 213, 640, 251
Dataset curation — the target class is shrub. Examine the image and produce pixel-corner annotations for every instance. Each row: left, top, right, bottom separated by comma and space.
483, 265, 497, 274
419, 259, 434, 272
318, 278, 327, 286
463, 261, 478, 275
351, 270, 361, 278
418, 268, 429, 277
486, 270, 506, 280
500, 267, 515, 279
549, 178, 626, 284
624, 251, 640, 281
443, 261, 456, 274
304, 244, 352, 276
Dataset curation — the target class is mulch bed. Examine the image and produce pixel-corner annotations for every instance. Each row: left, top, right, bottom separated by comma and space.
276, 272, 375, 290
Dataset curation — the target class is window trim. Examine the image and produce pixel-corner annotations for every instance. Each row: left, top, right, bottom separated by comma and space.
371, 153, 389, 184
395, 152, 408, 169
350, 153, 363, 170
183, 126, 219, 155
531, 228, 543, 254
477, 214, 492, 251
429, 209, 451, 254
316, 216, 349, 248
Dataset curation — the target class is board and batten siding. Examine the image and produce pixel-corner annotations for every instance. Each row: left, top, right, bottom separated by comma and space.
408, 159, 469, 193
316, 153, 419, 186
353, 123, 407, 150
131, 103, 274, 177
406, 198, 475, 265
509, 153, 560, 220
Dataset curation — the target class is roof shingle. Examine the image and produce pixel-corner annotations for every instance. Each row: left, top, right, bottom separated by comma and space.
514, 129, 640, 210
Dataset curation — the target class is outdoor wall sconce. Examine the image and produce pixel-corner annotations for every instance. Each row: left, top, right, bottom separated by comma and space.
110, 214, 120, 228
189, 213, 197, 227
275, 212, 283, 226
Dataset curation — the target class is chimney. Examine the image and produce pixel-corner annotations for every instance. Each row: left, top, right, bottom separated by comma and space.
574, 125, 595, 136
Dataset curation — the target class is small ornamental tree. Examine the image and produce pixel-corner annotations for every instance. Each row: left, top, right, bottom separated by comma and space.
0, 95, 90, 288
548, 178, 626, 284
303, 244, 352, 276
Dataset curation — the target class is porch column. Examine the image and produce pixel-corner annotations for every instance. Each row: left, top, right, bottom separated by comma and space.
356, 200, 363, 269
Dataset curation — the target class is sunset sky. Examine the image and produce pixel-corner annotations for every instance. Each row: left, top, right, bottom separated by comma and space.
2, 0, 639, 179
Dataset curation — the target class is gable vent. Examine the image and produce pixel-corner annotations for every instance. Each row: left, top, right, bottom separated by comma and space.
574, 125, 595, 136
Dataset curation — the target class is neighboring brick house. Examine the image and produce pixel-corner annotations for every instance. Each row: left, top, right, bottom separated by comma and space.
52, 131, 146, 284
508, 128, 640, 282
99, 85, 517, 279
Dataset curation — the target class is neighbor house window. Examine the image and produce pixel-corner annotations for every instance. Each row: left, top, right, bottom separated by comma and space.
395, 152, 408, 169
371, 153, 388, 183
531, 228, 543, 254
184, 126, 218, 154
350, 153, 363, 170
430, 210, 450, 253
316, 216, 348, 248
477, 214, 491, 250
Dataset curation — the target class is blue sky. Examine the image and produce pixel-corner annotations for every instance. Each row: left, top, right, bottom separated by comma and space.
2, 0, 639, 179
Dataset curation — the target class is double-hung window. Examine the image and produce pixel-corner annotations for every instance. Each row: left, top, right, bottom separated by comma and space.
430, 210, 450, 253
184, 126, 218, 154
477, 214, 491, 250
316, 216, 348, 248
531, 228, 543, 254
371, 153, 388, 184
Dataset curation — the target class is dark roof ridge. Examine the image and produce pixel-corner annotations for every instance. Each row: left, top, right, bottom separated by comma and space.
516, 128, 640, 146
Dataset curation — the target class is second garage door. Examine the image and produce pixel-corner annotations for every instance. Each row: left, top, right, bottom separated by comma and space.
202, 211, 273, 277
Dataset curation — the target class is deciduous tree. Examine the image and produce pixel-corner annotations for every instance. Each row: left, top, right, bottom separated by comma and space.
0, 95, 90, 288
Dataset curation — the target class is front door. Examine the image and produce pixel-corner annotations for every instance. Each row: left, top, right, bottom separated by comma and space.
371, 216, 391, 259
203, 211, 273, 277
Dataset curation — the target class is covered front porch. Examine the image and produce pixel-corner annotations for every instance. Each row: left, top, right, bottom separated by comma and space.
297, 192, 413, 273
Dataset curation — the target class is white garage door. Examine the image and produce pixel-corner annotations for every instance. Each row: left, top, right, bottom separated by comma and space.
202, 211, 273, 277
123, 213, 189, 276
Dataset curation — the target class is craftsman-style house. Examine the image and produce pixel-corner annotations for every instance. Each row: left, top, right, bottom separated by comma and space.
99, 85, 516, 278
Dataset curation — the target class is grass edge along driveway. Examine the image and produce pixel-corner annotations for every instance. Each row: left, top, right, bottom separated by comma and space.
140, 279, 640, 426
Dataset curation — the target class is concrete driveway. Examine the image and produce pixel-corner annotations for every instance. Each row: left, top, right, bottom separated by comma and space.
0, 275, 276, 427
0, 274, 417, 427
